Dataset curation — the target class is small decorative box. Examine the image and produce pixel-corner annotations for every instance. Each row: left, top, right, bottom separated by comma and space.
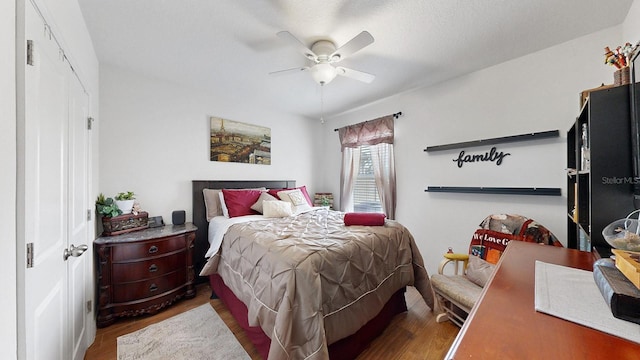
101, 211, 149, 236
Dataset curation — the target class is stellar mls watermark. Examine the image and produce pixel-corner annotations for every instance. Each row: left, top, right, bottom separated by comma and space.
601, 176, 640, 185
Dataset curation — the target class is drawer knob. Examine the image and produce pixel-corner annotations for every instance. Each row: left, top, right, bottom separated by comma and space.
148, 245, 158, 254
149, 264, 158, 272
149, 283, 158, 292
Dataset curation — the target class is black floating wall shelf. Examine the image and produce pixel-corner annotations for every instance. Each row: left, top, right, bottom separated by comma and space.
424, 129, 559, 152
425, 186, 561, 196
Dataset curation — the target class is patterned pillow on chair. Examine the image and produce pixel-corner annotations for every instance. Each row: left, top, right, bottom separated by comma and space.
470, 214, 561, 264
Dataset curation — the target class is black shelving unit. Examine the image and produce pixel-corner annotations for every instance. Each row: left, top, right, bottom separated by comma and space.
567, 85, 634, 254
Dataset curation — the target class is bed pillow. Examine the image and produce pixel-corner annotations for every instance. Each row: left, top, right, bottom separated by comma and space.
203, 189, 222, 221
250, 191, 278, 214
262, 200, 294, 218
344, 212, 386, 226
221, 189, 263, 218
217, 187, 267, 218
218, 191, 229, 218
277, 189, 313, 214
268, 185, 313, 206
465, 255, 496, 287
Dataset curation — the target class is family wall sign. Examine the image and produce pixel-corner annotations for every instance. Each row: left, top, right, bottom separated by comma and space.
453, 146, 511, 168
423, 129, 561, 196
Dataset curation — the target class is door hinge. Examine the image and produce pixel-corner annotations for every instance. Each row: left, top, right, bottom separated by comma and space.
86, 300, 92, 313
87, 117, 94, 130
26, 243, 34, 268
87, 209, 92, 221
27, 40, 34, 66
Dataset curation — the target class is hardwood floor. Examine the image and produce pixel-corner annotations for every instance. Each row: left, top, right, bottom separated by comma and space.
85, 283, 459, 360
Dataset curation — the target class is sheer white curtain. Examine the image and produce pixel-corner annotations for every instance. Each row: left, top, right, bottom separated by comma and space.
371, 142, 396, 219
339, 147, 360, 212
338, 115, 396, 219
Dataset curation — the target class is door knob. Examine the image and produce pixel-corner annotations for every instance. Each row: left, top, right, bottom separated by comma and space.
63, 244, 88, 261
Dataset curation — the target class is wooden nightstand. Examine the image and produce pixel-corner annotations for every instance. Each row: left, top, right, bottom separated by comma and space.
94, 223, 197, 327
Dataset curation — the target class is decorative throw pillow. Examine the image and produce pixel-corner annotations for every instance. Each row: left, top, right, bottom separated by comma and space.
250, 192, 278, 214
220, 189, 263, 218
203, 189, 222, 221
469, 228, 521, 264
262, 200, 294, 218
286, 190, 307, 206
465, 255, 496, 288
344, 212, 386, 226
217, 187, 267, 218
278, 189, 313, 213
268, 186, 313, 206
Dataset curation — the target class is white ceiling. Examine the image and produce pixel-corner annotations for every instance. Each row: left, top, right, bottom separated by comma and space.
77, 0, 633, 121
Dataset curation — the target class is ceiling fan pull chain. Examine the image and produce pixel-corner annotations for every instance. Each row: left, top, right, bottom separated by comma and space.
320, 84, 325, 124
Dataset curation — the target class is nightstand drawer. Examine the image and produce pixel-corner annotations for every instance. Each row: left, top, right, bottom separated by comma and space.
112, 251, 187, 283
112, 235, 186, 261
112, 269, 187, 303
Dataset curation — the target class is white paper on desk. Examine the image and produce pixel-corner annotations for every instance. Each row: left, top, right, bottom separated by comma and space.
534, 261, 640, 344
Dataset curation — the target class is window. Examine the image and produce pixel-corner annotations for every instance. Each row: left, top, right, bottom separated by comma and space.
338, 115, 396, 218
353, 145, 386, 213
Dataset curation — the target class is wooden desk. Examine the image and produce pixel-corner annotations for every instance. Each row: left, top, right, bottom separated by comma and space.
446, 241, 640, 359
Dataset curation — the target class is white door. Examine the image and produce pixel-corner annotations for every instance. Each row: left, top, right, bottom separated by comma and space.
23, 2, 90, 359
67, 59, 90, 360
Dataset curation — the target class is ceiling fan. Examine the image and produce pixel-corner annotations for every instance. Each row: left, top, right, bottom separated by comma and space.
270, 30, 376, 85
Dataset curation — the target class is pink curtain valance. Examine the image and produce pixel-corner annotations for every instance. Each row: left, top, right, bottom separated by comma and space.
338, 115, 394, 150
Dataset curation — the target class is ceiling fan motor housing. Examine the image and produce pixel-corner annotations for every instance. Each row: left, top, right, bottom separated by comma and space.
311, 40, 337, 62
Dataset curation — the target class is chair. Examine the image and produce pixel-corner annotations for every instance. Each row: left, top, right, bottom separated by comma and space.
430, 214, 561, 326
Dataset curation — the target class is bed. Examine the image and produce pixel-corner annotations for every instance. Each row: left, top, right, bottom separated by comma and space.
192, 180, 434, 359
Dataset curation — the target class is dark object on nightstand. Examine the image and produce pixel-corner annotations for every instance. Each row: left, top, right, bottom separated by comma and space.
94, 223, 197, 327
172, 210, 185, 225
148, 216, 164, 228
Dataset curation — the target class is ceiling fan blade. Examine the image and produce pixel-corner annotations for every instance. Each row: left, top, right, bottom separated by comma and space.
268, 66, 309, 76
277, 31, 317, 60
330, 31, 374, 63
336, 66, 375, 83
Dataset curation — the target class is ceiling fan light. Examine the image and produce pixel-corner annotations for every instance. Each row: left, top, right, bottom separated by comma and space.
310, 63, 338, 85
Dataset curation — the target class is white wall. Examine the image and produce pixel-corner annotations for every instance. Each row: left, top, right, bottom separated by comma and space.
623, 0, 640, 41
99, 65, 320, 224
1, 0, 17, 357
320, 25, 626, 276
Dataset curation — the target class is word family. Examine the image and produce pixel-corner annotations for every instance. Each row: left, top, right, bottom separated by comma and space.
453, 147, 511, 168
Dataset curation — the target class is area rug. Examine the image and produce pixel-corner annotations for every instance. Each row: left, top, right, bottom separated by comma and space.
117, 304, 250, 360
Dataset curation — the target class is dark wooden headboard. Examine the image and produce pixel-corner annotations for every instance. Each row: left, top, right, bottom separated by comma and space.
191, 180, 296, 279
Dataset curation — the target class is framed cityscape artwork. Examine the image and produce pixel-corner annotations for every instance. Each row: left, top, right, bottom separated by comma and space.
210, 117, 271, 165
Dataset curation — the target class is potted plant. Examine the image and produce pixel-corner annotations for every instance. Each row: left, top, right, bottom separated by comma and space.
96, 192, 148, 236
320, 195, 331, 208
114, 191, 135, 215
96, 193, 122, 218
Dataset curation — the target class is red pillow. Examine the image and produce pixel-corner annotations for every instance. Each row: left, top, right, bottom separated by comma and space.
469, 229, 520, 264
344, 212, 386, 226
221, 189, 263, 218
267, 186, 313, 206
